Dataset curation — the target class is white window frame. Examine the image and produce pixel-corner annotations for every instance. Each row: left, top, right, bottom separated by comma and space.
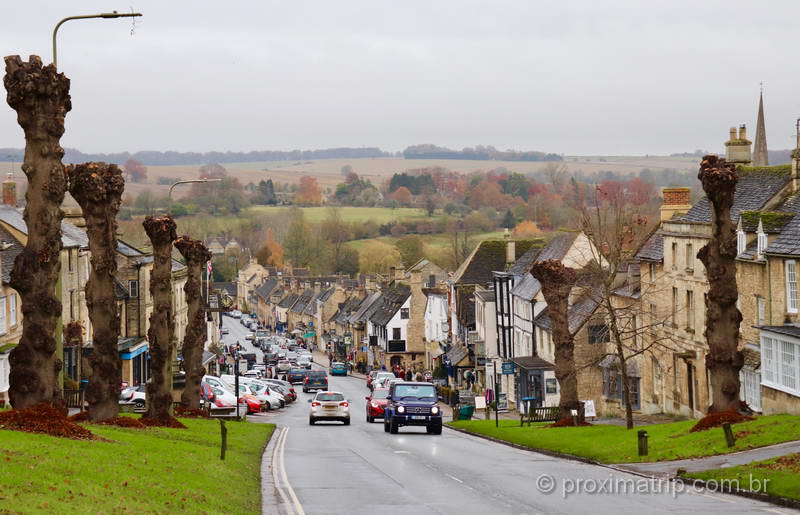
129, 280, 139, 299
757, 220, 767, 258
740, 367, 762, 412
9, 293, 16, 327
786, 260, 798, 314
737, 230, 746, 256
757, 296, 766, 325
761, 333, 800, 397
0, 296, 7, 335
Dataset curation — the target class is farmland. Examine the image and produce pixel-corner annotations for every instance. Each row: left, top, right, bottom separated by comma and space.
248, 205, 433, 224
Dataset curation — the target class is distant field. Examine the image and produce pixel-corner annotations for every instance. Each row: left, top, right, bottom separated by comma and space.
247, 206, 434, 224
144, 155, 701, 199
347, 230, 508, 253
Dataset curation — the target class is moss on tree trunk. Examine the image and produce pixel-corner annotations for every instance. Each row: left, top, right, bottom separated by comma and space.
697, 155, 744, 413
67, 162, 124, 421
142, 215, 177, 421
175, 236, 211, 410
531, 259, 578, 422
3, 55, 71, 409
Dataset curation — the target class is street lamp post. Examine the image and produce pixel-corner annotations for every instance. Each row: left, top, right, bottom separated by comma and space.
53, 11, 142, 68
168, 178, 223, 202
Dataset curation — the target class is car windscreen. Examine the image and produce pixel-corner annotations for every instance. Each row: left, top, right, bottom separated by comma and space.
393, 384, 436, 400
289, 369, 305, 374
316, 393, 344, 402
372, 390, 389, 399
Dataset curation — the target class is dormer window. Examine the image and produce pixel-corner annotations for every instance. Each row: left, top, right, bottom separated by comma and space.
757, 219, 767, 258
737, 229, 746, 255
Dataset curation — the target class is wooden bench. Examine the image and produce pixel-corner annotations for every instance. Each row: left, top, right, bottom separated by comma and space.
520, 406, 561, 426
64, 389, 84, 409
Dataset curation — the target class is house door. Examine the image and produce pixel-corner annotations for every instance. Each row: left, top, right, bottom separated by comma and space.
530, 371, 544, 408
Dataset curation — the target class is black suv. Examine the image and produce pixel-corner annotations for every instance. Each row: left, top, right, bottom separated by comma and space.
383, 382, 442, 435
303, 370, 328, 393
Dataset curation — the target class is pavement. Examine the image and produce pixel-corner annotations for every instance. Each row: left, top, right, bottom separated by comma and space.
253, 353, 788, 514
618, 439, 800, 477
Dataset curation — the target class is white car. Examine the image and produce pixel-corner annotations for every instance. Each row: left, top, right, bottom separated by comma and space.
276, 359, 291, 373
245, 333, 254, 341
309, 391, 350, 425
220, 375, 285, 409
296, 356, 312, 369
243, 369, 262, 379
119, 385, 146, 409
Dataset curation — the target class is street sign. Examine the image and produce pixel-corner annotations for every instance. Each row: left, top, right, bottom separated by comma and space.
501, 361, 516, 375
238, 359, 248, 371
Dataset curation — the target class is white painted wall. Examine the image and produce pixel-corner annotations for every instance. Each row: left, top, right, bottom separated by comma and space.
425, 294, 448, 343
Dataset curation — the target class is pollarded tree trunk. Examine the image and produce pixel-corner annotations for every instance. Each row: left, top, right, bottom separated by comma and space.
142, 215, 177, 421
4, 55, 71, 409
67, 162, 125, 421
697, 155, 744, 413
531, 259, 578, 422
175, 236, 211, 410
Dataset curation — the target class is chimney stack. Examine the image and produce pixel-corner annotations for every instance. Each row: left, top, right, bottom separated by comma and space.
739, 124, 747, 141
725, 124, 752, 165
506, 238, 516, 265
660, 187, 692, 221
729, 127, 737, 141
2, 174, 15, 207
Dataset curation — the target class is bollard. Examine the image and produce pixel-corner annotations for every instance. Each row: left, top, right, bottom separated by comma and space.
220, 419, 228, 460
637, 430, 648, 456
722, 422, 736, 448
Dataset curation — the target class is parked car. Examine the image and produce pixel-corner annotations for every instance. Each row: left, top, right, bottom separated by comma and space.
223, 377, 284, 409
119, 384, 146, 409
262, 379, 297, 403
330, 362, 348, 376
245, 333, 254, 341
303, 370, 328, 393
221, 327, 229, 335
286, 368, 307, 385
371, 371, 395, 390
242, 369, 262, 379
365, 388, 390, 423
230, 310, 242, 319
383, 382, 442, 435
309, 391, 350, 425
296, 356, 312, 369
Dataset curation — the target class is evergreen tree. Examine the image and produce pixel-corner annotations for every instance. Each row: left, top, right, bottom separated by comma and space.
502, 209, 516, 229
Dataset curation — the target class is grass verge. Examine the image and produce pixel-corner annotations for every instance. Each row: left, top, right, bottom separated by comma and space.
448, 415, 800, 464
685, 453, 800, 501
0, 417, 274, 513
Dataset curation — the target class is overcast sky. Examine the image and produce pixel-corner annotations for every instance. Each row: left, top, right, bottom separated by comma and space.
1, 1, 798, 156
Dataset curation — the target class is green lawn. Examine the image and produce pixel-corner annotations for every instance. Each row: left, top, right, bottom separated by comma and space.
448, 415, 800, 464
0, 418, 274, 513
686, 453, 800, 501
248, 205, 434, 224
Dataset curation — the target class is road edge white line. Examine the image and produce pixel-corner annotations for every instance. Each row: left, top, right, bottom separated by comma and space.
270, 427, 292, 513
278, 427, 306, 515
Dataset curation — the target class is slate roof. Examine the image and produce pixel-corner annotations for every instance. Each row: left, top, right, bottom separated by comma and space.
535, 232, 579, 263
511, 356, 554, 370
369, 284, 411, 327
760, 325, 800, 340
456, 287, 476, 327
681, 168, 791, 223
291, 289, 315, 314
507, 247, 539, 276
474, 288, 495, 303
510, 273, 541, 301
278, 293, 299, 309
349, 291, 383, 324
331, 295, 364, 324
635, 231, 663, 262
533, 288, 602, 335
453, 239, 542, 285
213, 282, 238, 297
740, 211, 795, 233
0, 224, 23, 284
764, 194, 800, 257
0, 205, 88, 247
117, 240, 145, 257
114, 278, 129, 299
254, 278, 278, 301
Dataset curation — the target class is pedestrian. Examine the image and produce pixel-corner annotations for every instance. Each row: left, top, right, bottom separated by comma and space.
465, 369, 475, 389
405, 368, 412, 381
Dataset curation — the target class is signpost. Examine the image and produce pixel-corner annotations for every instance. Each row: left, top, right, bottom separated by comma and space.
501, 361, 516, 375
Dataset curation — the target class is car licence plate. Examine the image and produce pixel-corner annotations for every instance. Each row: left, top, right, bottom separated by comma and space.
411, 415, 426, 420
324, 406, 336, 410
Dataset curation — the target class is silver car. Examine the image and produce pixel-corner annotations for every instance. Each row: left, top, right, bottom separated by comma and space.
309, 391, 350, 425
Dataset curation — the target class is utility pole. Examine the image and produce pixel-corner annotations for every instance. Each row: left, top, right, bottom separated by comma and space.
53, 11, 142, 68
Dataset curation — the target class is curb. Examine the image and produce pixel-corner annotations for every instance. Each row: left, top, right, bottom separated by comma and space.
444, 424, 800, 509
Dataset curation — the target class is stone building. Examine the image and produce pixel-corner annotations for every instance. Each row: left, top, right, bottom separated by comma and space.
0, 226, 24, 405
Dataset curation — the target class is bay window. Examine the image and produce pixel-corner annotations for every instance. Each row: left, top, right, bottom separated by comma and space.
761, 333, 800, 396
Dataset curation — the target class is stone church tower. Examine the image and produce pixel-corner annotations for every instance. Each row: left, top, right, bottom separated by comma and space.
752, 90, 769, 166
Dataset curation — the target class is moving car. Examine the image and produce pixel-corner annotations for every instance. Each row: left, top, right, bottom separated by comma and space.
296, 355, 312, 369
309, 391, 350, 425
286, 368, 307, 385
221, 327, 229, 335
383, 382, 442, 435
303, 370, 328, 393
245, 333, 254, 341
330, 362, 348, 376
365, 387, 390, 422
373, 374, 397, 389
276, 359, 292, 373
119, 384, 146, 409
370, 371, 395, 390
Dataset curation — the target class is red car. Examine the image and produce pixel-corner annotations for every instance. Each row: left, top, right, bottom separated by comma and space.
365, 388, 390, 423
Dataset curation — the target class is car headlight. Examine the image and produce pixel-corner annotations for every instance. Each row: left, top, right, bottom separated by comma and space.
397, 406, 405, 413
370, 402, 379, 408
431, 406, 439, 415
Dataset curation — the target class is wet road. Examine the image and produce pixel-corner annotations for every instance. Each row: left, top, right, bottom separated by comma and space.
261, 365, 793, 515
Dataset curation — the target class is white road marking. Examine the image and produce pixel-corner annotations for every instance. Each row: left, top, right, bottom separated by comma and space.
696, 493, 735, 504
445, 473, 464, 484
271, 427, 306, 515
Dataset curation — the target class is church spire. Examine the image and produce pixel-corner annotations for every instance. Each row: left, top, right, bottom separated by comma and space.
753, 86, 769, 166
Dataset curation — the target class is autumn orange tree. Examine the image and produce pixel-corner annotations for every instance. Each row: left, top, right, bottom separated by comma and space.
256, 227, 284, 267
512, 220, 541, 238
390, 186, 412, 206
296, 175, 322, 205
